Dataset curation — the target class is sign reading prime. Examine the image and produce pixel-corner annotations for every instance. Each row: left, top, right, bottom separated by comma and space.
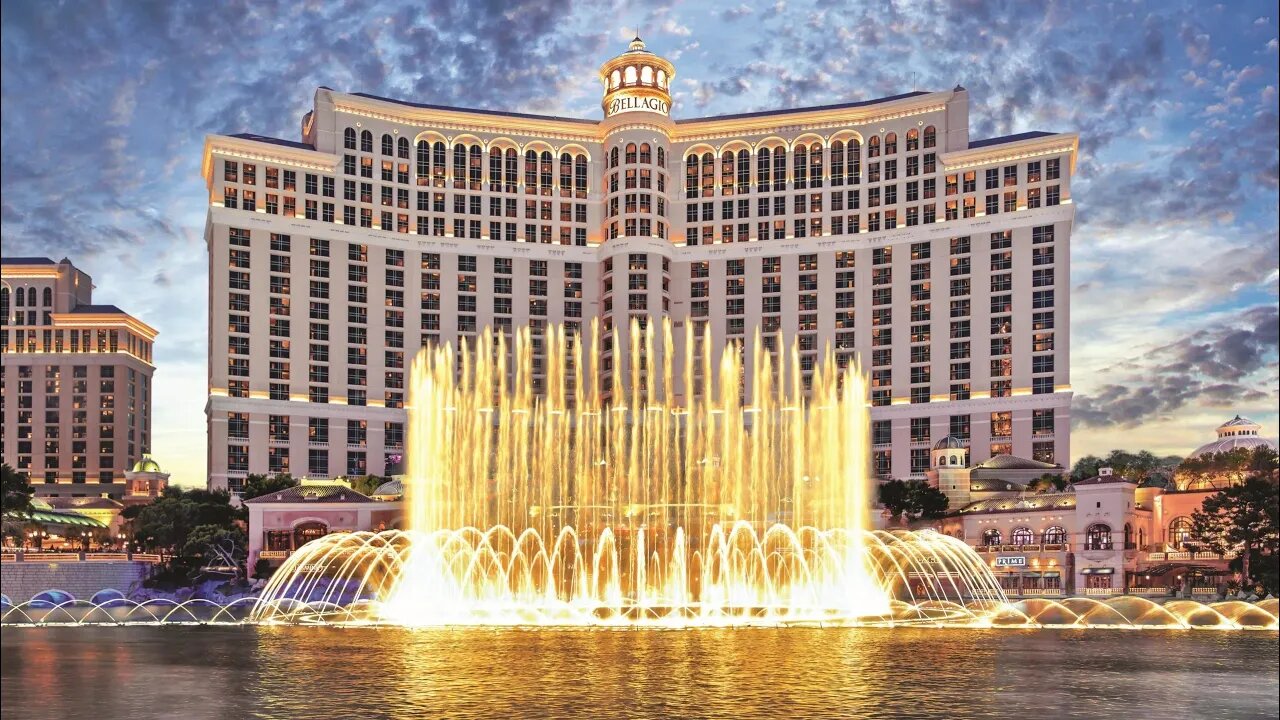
607, 95, 670, 117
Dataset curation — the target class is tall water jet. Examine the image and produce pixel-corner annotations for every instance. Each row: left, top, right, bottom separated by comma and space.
253, 319, 1017, 626
379, 318, 891, 625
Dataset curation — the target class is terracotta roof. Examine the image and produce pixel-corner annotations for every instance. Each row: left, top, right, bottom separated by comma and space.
244, 483, 375, 504
1073, 474, 1136, 486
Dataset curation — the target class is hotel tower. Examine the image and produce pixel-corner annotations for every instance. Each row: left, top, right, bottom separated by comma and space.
1, 257, 157, 497
201, 39, 1076, 495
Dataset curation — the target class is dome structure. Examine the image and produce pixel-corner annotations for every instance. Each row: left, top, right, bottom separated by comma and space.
371, 479, 404, 500
933, 435, 967, 450
130, 456, 162, 473
1188, 416, 1276, 458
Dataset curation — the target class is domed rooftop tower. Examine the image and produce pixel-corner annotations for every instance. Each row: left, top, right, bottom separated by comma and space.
599, 36, 675, 124
1188, 415, 1276, 459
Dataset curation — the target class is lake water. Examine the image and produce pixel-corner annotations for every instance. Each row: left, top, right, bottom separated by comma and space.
2, 626, 1276, 719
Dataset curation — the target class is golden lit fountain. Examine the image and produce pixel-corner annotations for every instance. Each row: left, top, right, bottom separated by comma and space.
240, 321, 1278, 630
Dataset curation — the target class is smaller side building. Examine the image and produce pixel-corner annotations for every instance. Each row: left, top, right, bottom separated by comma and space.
245, 478, 402, 577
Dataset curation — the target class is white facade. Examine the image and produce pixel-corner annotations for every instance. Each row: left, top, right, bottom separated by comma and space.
201, 39, 1076, 494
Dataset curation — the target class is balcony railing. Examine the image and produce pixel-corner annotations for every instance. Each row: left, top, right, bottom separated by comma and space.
258, 550, 291, 560
0, 552, 162, 564
1084, 587, 1117, 596
1129, 587, 1168, 596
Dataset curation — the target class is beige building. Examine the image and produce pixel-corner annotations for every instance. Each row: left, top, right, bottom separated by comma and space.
201, 38, 1076, 495
1, 257, 157, 498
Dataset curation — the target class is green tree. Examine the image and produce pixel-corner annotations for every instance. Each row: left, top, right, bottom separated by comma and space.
129, 487, 238, 556
878, 479, 949, 522
2, 464, 34, 516
182, 523, 247, 565
1190, 477, 1280, 588
1027, 473, 1068, 493
347, 474, 387, 497
239, 473, 298, 501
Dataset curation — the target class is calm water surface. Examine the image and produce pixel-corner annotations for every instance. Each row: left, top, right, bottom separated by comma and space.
2, 626, 1277, 719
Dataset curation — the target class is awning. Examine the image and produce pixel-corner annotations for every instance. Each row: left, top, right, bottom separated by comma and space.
1080, 567, 1114, 575
3, 509, 108, 529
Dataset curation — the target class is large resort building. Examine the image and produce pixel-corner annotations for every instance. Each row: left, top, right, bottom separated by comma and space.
202, 38, 1077, 495
0, 257, 157, 498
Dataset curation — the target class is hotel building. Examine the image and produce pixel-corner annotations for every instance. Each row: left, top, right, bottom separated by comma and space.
0, 257, 157, 498
202, 38, 1076, 495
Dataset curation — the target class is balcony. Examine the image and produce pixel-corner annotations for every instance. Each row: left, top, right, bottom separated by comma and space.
1084, 587, 1117, 597
1129, 586, 1168, 597
258, 550, 291, 560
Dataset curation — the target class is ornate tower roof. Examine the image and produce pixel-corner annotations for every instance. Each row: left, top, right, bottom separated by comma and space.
598, 37, 675, 120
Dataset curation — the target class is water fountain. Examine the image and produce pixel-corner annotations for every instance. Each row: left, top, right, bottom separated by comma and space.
3, 320, 1275, 629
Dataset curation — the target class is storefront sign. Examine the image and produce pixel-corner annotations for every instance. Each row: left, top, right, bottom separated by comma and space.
606, 95, 670, 117
995, 556, 1026, 567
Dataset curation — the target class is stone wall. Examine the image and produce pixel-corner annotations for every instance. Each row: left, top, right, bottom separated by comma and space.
1, 561, 154, 603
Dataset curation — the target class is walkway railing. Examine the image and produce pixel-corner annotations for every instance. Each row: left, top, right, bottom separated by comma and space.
1, 552, 163, 564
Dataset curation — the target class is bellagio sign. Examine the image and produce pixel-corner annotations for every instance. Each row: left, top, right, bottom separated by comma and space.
606, 95, 670, 117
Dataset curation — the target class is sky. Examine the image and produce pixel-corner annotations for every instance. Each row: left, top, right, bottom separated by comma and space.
1, 0, 1277, 486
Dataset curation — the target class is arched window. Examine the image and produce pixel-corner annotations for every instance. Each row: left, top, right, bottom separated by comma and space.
1168, 516, 1195, 549
639, 143, 651, 164
625, 143, 637, 164
539, 150, 553, 194
524, 150, 538, 191
1011, 527, 1034, 545
1042, 526, 1067, 545
736, 149, 750, 193
721, 151, 735, 194
772, 146, 786, 190
923, 126, 937, 149
26, 288, 36, 306
420, 140, 436, 184
432, 142, 446, 186
686, 154, 698, 199
292, 521, 328, 549
610, 70, 621, 89
502, 148, 517, 192
884, 132, 898, 155
906, 128, 920, 151
982, 528, 1002, 546
809, 142, 823, 188
847, 139, 861, 184
867, 135, 880, 158
381, 133, 394, 155
949, 454, 959, 465
0, 287, 9, 316
624, 65, 637, 85
574, 155, 588, 199
657, 147, 665, 167
360, 130, 373, 153
640, 65, 654, 84
559, 152, 573, 196
489, 148, 504, 187
830, 141, 845, 187
657, 70, 667, 88
610, 147, 619, 168
14, 287, 25, 307
42, 287, 52, 306
1123, 523, 1133, 549
344, 127, 357, 150
397, 136, 410, 159
468, 145, 482, 189
793, 144, 807, 189
757, 147, 771, 191
1085, 524, 1112, 551
453, 144, 467, 188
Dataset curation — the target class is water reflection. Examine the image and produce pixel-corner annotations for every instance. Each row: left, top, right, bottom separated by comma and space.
2, 627, 1277, 719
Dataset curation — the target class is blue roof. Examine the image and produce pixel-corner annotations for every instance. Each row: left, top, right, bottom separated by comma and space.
967, 131, 1057, 149
676, 91, 933, 124
0, 256, 56, 265
228, 133, 315, 151
350, 93, 600, 125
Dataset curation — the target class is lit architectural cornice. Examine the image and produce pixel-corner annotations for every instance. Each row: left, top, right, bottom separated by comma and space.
50, 312, 158, 340
201, 134, 337, 186
1, 266, 63, 279
941, 133, 1081, 173
330, 92, 601, 144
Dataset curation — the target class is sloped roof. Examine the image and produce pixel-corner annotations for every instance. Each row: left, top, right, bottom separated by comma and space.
958, 492, 1076, 515
975, 454, 1059, 471
228, 133, 316, 151
967, 131, 1056, 149
0, 256, 57, 265
1074, 474, 1136, 486
244, 483, 375, 504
